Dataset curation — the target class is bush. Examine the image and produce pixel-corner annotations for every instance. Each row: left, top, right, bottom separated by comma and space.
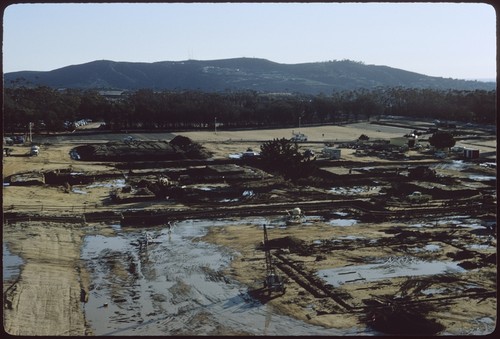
259, 138, 316, 181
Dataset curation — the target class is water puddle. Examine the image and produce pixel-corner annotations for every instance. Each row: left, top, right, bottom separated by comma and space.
431, 160, 469, 171
332, 211, 349, 217
408, 243, 441, 253
466, 317, 496, 335
328, 218, 358, 226
468, 175, 496, 182
317, 256, 465, 287
479, 162, 496, 169
71, 179, 128, 194
242, 190, 254, 197
193, 187, 255, 203
409, 216, 486, 229
3, 243, 24, 280
329, 186, 380, 195
422, 216, 486, 229
87, 179, 127, 189
468, 243, 495, 250
81, 218, 357, 335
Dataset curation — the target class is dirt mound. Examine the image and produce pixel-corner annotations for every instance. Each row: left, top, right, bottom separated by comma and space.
7, 172, 45, 186
364, 305, 445, 335
260, 236, 312, 255
169, 135, 194, 148
169, 135, 212, 159
70, 137, 211, 161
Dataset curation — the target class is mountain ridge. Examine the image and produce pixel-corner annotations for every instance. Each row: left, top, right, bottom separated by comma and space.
4, 58, 496, 93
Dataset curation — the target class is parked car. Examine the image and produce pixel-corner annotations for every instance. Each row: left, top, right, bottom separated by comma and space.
30, 145, 40, 156
13, 136, 25, 144
4, 137, 14, 146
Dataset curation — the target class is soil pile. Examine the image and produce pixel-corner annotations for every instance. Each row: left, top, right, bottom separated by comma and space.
71, 136, 211, 161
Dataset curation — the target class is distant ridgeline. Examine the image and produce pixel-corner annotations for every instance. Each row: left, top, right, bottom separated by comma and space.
4, 58, 496, 133
4, 58, 495, 93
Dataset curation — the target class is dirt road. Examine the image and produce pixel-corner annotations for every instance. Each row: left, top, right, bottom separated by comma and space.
3, 222, 90, 335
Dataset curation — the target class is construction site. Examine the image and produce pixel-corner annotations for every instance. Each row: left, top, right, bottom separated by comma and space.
2, 119, 497, 335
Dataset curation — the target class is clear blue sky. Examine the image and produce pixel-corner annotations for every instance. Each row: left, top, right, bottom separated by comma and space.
2, 2, 497, 80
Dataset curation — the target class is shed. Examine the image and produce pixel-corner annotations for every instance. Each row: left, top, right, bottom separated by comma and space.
322, 147, 341, 159
463, 148, 480, 159
390, 136, 417, 148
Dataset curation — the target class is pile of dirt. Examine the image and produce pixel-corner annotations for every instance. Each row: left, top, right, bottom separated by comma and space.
169, 135, 212, 159
259, 236, 313, 255
70, 136, 211, 162
169, 135, 194, 148
362, 299, 445, 335
7, 171, 45, 186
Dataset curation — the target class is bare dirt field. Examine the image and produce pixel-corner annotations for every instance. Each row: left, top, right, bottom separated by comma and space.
2, 120, 497, 335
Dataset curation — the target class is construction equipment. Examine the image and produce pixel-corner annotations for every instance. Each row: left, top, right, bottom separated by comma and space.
262, 224, 286, 295
285, 207, 306, 225
290, 132, 307, 142
30, 145, 40, 156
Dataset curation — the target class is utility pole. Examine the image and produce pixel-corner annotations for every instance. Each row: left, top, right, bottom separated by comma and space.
28, 122, 33, 143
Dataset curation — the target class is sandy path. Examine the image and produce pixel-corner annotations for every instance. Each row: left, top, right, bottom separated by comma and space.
3, 222, 90, 336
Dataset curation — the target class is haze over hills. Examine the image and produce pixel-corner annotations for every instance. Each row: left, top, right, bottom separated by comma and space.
4, 58, 496, 94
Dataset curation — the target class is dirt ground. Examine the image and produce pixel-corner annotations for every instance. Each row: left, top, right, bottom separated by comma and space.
2, 122, 497, 335
201, 220, 496, 334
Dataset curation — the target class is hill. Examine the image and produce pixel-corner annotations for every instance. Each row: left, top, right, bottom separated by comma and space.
4, 58, 496, 93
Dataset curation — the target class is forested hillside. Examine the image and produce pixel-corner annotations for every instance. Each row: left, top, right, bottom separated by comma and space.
4, 58, 495, 94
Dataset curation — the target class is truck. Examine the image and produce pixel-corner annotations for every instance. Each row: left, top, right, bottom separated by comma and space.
290, 132, 307, 142
30, 145, 40, 156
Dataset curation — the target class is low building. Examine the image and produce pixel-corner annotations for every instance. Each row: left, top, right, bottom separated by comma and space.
98, 90, 128, 101
291, 132, 307, 142
451, 146, 465, 153
390, 135, 418, 148
241, 148, 259, 158
464, 148, 480, 159
322, 147, 341, 159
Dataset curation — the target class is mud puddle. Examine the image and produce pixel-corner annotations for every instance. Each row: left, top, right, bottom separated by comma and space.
329, 186, 381, 195
410, 216, 486, 229
81, 218, 358, 335
71, 179, 127, 195
3, 243, 23, 281
318, 256, 465, 288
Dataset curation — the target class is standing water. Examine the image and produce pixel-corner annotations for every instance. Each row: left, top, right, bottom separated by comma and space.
81, 218, 361, 335
3, 243, 23, 281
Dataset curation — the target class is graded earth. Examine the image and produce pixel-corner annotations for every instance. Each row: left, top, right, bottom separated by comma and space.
3, 120, 496, 335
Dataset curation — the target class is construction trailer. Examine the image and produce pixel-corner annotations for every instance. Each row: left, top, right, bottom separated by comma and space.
322, 147, 341, 159
290, 132, 308, 142
463, 148, 480, 159
390, 135, 418, 148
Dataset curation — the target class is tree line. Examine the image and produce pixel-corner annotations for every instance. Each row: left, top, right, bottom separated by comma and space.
3, 80, 496, 133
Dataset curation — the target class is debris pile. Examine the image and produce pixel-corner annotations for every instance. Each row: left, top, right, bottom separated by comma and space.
362, 294, 445, 335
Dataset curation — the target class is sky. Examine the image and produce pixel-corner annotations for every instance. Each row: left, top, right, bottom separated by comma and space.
2, 2, 497, 80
